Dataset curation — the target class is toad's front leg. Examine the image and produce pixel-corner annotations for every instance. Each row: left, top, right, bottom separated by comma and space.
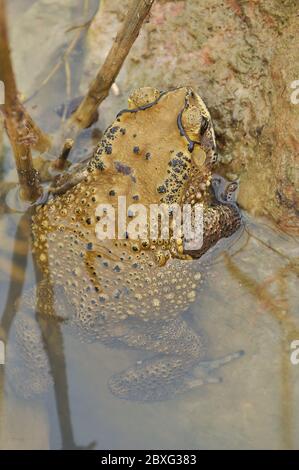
184, 175, 242, 258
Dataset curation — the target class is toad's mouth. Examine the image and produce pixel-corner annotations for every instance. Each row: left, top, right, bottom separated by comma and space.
211, 174, 240, 207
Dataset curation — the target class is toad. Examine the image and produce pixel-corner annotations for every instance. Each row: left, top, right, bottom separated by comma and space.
8, 87, 243, 401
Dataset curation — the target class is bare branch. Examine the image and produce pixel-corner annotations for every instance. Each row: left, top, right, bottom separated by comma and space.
62, 0, 154, 141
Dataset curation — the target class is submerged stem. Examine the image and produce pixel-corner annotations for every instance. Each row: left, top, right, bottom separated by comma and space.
0, 0, 50, 202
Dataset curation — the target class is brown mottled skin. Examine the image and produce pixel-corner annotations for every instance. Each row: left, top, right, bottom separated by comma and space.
9, 88, 242, 401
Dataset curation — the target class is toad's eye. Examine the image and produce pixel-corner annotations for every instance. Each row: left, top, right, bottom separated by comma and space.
200, 115, 209, 136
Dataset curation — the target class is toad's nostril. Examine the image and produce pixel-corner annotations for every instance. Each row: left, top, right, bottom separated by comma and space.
228, 182, 238, 192
200, 115, 209, 136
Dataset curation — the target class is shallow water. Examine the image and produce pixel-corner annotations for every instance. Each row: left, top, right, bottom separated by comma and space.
0, 0, 298, 450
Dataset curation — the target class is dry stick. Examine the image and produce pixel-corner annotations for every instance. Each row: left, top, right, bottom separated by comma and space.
0, 0, 50, 201
57, 0, 154, 165
70, 0, 154, 129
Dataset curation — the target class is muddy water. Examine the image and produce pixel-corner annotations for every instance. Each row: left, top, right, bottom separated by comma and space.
0, 0, 298, 450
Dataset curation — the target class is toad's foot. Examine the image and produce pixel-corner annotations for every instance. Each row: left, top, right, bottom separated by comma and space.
187, 350, 245, 389
108, 350, 245, 402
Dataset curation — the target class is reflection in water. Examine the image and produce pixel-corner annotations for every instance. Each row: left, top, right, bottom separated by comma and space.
0, 197, 298, 448
0, 205, 96, 449
0, 213, 30, 335
224, 225, 299, 449
0, 213, 30, 434
32, 237, 96, 449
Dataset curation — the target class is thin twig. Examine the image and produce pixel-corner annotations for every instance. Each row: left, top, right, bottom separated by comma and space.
52, 138, 74, 170
0, 0, 50, 201
25, 20, 91, 105
24, 0, 93, 105
62, 0, 154, 143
